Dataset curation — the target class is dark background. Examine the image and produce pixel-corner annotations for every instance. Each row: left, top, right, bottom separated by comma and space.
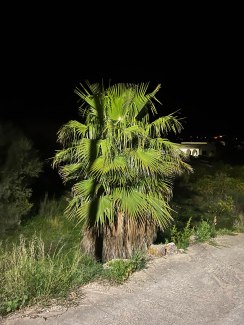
0, 5, 242, 196
1, 55, 242, 151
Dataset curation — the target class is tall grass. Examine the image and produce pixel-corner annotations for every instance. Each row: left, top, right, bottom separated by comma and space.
0, 195, 147, 316
0, 234, 102, 315
2, 194, 82, 254
0, 194, 101, 315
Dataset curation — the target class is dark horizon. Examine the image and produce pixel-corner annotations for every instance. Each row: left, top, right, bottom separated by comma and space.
0, 7, 243, 200
1, 1, 242, 157
1, 64, 242, 151
0, 42, 242, 159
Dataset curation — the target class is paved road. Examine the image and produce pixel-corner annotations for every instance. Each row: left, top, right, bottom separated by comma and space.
2, 233, 244, 325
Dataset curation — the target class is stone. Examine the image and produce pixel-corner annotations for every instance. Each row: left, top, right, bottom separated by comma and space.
148, 242, 177, 257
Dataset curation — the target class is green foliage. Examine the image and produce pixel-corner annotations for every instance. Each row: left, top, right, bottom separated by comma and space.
0, 234, 103, 315
234, 226, 244, 233
216, 228, 237, 236
103, 250, 147, 284
195, 220, 216, 242
52, 81, 192, 260
172, 161, 244, 230
53, 82, 191, 229
38, 193, 67, 219
0, 195, 148, 316
103, 259, 135, 284
9, 194, 81, 251
131, 249, 147, 270
0, 123, 42, 234
168, 217, 216, 249
170, 218, 194, 249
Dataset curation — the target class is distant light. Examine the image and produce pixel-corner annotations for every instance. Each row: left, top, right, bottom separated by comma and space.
214, 135, 223, 140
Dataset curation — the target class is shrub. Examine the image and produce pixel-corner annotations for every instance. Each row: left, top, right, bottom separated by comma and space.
170, 218, 194, 249
195, 220, 216, 242
0, 123, 42, 234
171, 162, 244, 230
103, 250, 147, 284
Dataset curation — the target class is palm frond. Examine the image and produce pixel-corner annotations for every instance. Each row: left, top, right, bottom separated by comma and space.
90, 156, 127, 180
147, 112, 183, 137
129, 148, 162, 175
95, 195, 115, 225
146, 195, 173, 229
72, 179, 99, 199
123, 125, 147, 140
105, 83, 134, 121
59, 163, 83, 182
112, 188, 172, 229
57, 121, 88, 145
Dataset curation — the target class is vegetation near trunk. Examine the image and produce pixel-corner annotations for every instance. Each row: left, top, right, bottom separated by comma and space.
53, 81, 191, 262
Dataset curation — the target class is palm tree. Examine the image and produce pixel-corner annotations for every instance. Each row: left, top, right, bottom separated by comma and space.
52, 81, 191, 262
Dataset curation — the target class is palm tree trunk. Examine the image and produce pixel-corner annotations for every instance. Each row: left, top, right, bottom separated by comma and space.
81, 213, 157, 262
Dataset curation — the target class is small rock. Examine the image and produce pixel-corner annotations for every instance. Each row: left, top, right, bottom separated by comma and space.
148, 244, 167, 257
164, 242, 177, 255
148, 243, 178, 257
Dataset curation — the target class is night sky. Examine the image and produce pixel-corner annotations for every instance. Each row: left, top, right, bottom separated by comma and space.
1, 59, 241, 152
0, 9, 242, 161
0, 6, 242, 197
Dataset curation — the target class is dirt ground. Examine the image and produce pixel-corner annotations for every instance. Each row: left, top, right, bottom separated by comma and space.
2, 233, 244, 325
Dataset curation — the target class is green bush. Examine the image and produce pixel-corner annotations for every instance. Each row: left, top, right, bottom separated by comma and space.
0, 123, 42, 234
171, 162, 244, 230
170, 218, 194, 249
103, 250, 147, 284
2, 194, 81, 251
195, 220, 216, 242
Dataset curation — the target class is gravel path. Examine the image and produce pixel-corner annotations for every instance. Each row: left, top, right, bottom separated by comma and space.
2, 233, 244, 325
